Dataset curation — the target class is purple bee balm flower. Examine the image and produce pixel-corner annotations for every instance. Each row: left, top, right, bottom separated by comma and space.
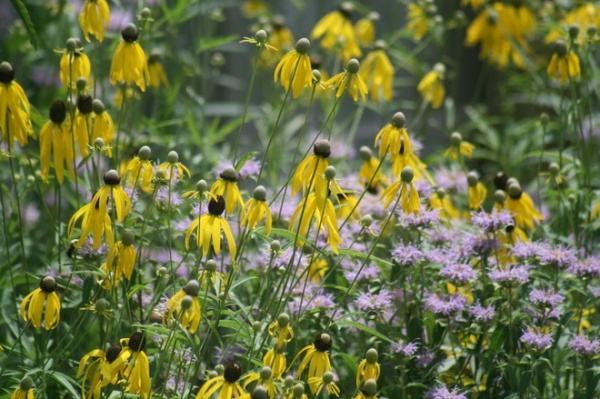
470, 302, 496, 322
539, 244, 578, 269
568, 335, 600, 356
511, 240, 548, 260
471, 209, 514, 232
489, 265, 531, 287
355, 289, 393, 314
434, 166, 468, 193
391, 341, 419, 357
460, 233, 499, 256
391, 244, 426, 267
568, 257, 600, 280
397, 206, 440, 228
426, 386, 468, 399
520, 329, 553, 350
423, 291, 467, 317
529, 288, 564, 308
414, 180, 433, 199
439, 263, 478, 285
342, 259, 380, 283
416, 350, 436, 368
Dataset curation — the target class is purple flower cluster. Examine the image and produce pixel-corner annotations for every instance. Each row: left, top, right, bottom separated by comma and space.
520, 329, 553, 350
470, 302, 496, 322
397, 206, 440, 228
489, 265, 530, 287
528, 289, 564, 308
471, 209, 514, 232
439, 263, 478, 285
390, 341, 419, 357
568, 335, 600, 356
355, 289, 393, 315
539, 244, 578, 269
423, 292, 467, 317
426, 386, 468, 399
391, 244, 426, 267
568, 257, 600, 279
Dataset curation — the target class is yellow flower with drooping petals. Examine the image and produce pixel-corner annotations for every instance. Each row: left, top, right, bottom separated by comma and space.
185, 196, 237, 258
356, 349, 380, 388
545, 3, 600, 45
308, 371, 340, 397
354, 11, 379, 47
99, 231, 136, 290
381, 167, 420, 214
242, 185, 272, 233
125, 146, 154, 193
165, 280, 202, 334
274, 38, 313, 98
73, 94, 93, 158
20, 276, 61, 330
467, 172, 487, 210
430, 189, 460, 220
158, 150, 191, 181
110, 24, 149, 91
147, 52, 169, 89
325, 58, 368, 102
78, 344, 129, 399
264, 344, 287, 379
296, 333, 333, 382
358, 146, 387, 192
210, 166, 245, 215
374, 112, 412, 162
443, 132, 475, 160
268, 313, 294, 348
311, 3, 362, 62
39, 100, 75, 184
359, 43, 394, 102
79, 0, 110, 42
547, 40, 581, 85
10, 377, 35, 399
58, 39, 91, 89
120, 332, 152, 399
417, 63, 445, 109
407, 4, 429, 40
0, 62, 34, 149
196, 362, 247, 399
504, 182, 544, 231
292, 139, 331, 198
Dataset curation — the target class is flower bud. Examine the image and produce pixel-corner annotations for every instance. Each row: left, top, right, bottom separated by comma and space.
324, 166, 336, 181
540, 112, 549, 127
255, 29, 267, 43
467, 171, 479, 187
184, 279, 200, 296
391, 112, 406, 128
401, 166, 414, 183
20, 376, 34, 391
253, 185, 267, 201
140, 7, 151, 19
205, 259, 218, 273
95, 298, 111, 312
293, 383, 305, 398
166, 150, 179, 164
259, 366, 272, 380
215, 364, 225, 375
346, 58, 360, 74
312, 69, 321, 82
450, 131, 463, 147
494, 189, 506, 205
76, 77, 87, 91
121, 229, 135, 246
569, 24, 580, 40
277, 312, 290, 327
284, 375, 295, 388
252, 321, 261, 332
549, 162, 560, 176
365, 348, 378, 363
362, 379, 378, 396
295, 38, 310, 54
360, 214, 373, 228
181, 295, 194, 310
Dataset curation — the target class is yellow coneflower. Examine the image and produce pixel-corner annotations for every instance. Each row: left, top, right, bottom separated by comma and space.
380, 166, 420, 214
354, 12, 379, 48
467, 172, 487, 210
158, 150, 191, 181
308, 371, 340, 397
406, 3, 429, 40
110, 23, 149, 91
39, 100, 75, 184
505, 181, 544, 231
461, 0, 484, 10
198, 259, 225, 291
20, 276, 61, 330
79, 0, 110, 42
165, 280, 202, 334
545, 3, 600, 45
210, 166, 245, 215
391, 148, 433, 183
147, 51, 169, 89
274, 38, 314, 98
68, 170, 131, 249
241, 186, 272, 234
547, 40, 581, 85
11, 377, 34, 399
270, 16, 294, 54
289, 192, 342, 254
74, 94, 93, 158
78, 344, 129, 399
241, 366, 278, 399
268, 313, 294, 348
99, 230, 136, 290
443, 131, 475, 160
125, 146, 154, 193
358, 146, 387, 191
311, 2, 361, 62
263, 344, 287, 379
374, 112, 412, 162
430, 188, 459, 220
90, 99, 114, 157
292, 139, 331, 197
296, 333, 333, 381
353, 379, 378, 399
58, 38, 91, 88
120, 332, 152, 399
325, 58, 368, 102
0, 62, 34, 149
359, 41, 394, 102
417, 63, 445, 109
196, 362, 247, 399
185, 195, 237, 258
356, 349, 380, 388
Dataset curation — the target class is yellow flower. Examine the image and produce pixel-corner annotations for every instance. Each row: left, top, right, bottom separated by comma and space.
90, 99, 114, 157
198, 259, 225, 291
241, 366, 278, 399
68, 170, 131, 249
391, 149, 433, 183
311, 3, 362, 62
274, 38, 313, 98
268, 313, 294, 348
165, 280, 202, 334
356, 349, 380, 388
147, 52, 169, 89
263, 345, 287, 379
74, 94, 93, 158
210, 166, 245, 215
547, 40, 581, 85
20, 276, 61, 330
78, 344, 129, 399
324, 58, 368, 102
241, 186, 272, 234
289, 192, 342, 254
157, 150, 191, 183
79, 0, 110, 42
374, 112, 412, 162
125, 146, 154, 193
308, 371, 340, 397
185, 195, 237, 258
120, 332, 152, 399
292, 139, 331, 197
443, 131, 475, 160
241, 1, 268, 18
240, 29, 278, 52
196, 362, 246, 399
380, 167, 420, 214
0, 62, 34, 149
264, 19, 294, 65
545, 3, 600, 45
461, 0, 484, 10
110, 24, 149, 92
429, 189, 460, 220
417, 63, 445, 109
99, 231, 136, 290
58, 39, 91, 88
505, 182, 544, 231
359, 43, 394, 102
296, 333, 333, 381
11, 377, 34, 399
354, 12, 379, 48
467, 172, 487, 210
39, 100, 75, 184
353, 379, 378, 399
407, 4, 429, 40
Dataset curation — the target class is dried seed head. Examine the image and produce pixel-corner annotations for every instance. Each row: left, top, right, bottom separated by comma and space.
77, 94, 93, 114
224, 361, 243, 383
208, 196, 226, 216
106, 344, 123, 363
40, 276, 57, 293
128, 332, 146, 351
103, 169, 121, 186
0, 62, 15, 83
122, 23, 139, 42
49, 100, 67, 124
314, 139, 331, 158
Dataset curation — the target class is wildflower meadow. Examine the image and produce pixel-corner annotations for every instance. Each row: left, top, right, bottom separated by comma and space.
1, 0, 600, 398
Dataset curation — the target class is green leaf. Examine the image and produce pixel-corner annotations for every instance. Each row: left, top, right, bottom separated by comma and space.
48, 372, 80, 399
235, 151, 260, 172
335, 319, 393, 343
10, 0, 37, 49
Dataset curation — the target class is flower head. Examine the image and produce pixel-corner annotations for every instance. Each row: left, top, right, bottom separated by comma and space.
374, 112, 412, 162
210, 166, 244, 215
79, 0, 110, 42
242, 185, 272, 234
39, 100, 75, 184
417, 63, 445, 109
11, 377, 34, 399
185, 195, 237, 258
359, 42, 394, 102
196, 362, 246, 399
324, 58, 368, 102
296, 333, 333, 382
165, 279, 202, 333
311, 3, 362, 62
78, 344, 129, 399
292, 139, 331, 197
274, 38, 313, 98
120, 332, 152, 399
547, 40, 581, 85
58, 38, 91, 88
20, 276, 61, 330
125, 145, 154, 193
110, 23, 150, 91
380, 166, 420, 214
354, 12, 379, 47
99, 230, 136, 289
0, 62, 34, 149
443, 132, 475, 160
147, 51, 170, 89
520, 328, 553, 351
356, 348, 380, 388
90, 99, 115, 157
